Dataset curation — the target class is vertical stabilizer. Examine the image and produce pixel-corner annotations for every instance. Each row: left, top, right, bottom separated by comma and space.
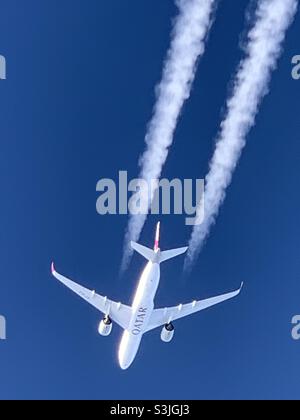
154, 222, 161, 251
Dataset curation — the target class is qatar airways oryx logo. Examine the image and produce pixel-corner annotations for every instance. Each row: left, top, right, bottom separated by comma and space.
96, 171, 204, 226
0, 315, 6, 340
132, 307, 148, 336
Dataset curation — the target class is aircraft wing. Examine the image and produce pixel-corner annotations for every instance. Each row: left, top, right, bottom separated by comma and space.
146, 284, 243, 332
51, 263, 132, 330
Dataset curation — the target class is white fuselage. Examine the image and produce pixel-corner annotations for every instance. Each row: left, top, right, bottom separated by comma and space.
118, 260, 160, 370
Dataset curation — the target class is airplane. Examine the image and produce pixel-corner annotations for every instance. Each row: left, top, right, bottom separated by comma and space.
51, 222, 243, 370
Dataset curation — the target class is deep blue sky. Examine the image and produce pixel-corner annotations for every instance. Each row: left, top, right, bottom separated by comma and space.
0, 0, 299, 400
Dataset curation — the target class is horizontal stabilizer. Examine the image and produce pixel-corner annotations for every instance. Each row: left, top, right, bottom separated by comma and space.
159, 247, 188, 263
131, 242, 156, 262
131, 241, 188, 264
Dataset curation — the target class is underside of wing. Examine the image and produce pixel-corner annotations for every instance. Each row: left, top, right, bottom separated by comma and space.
146, 284, 243, 332
51, 263, 132, 330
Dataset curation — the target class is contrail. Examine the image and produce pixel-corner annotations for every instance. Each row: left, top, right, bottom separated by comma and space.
121, 0, 217, 272
184, 0, 298, 273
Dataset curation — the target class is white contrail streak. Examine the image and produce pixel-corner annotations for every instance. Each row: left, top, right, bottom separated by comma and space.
121, 0, 217, 272
184, 0, 298, 272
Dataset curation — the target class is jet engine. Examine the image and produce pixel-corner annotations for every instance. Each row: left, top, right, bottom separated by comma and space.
161, 323, 174, 343
98, 315, 113, 337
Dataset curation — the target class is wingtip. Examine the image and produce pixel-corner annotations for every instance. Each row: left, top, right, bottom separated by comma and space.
51, 262, 55, 274
240, 282, 244, 291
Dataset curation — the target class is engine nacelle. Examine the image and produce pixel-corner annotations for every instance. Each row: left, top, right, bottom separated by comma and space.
98, 316, 113, 337
161, 323, 175, 343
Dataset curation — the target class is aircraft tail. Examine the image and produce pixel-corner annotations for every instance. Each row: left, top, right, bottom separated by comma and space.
131, 222, 188, 264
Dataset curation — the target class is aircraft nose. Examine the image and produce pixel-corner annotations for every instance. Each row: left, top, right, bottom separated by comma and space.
119, 351, 134, 370
118, 331, 139, 370
119, 359, 131, 370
